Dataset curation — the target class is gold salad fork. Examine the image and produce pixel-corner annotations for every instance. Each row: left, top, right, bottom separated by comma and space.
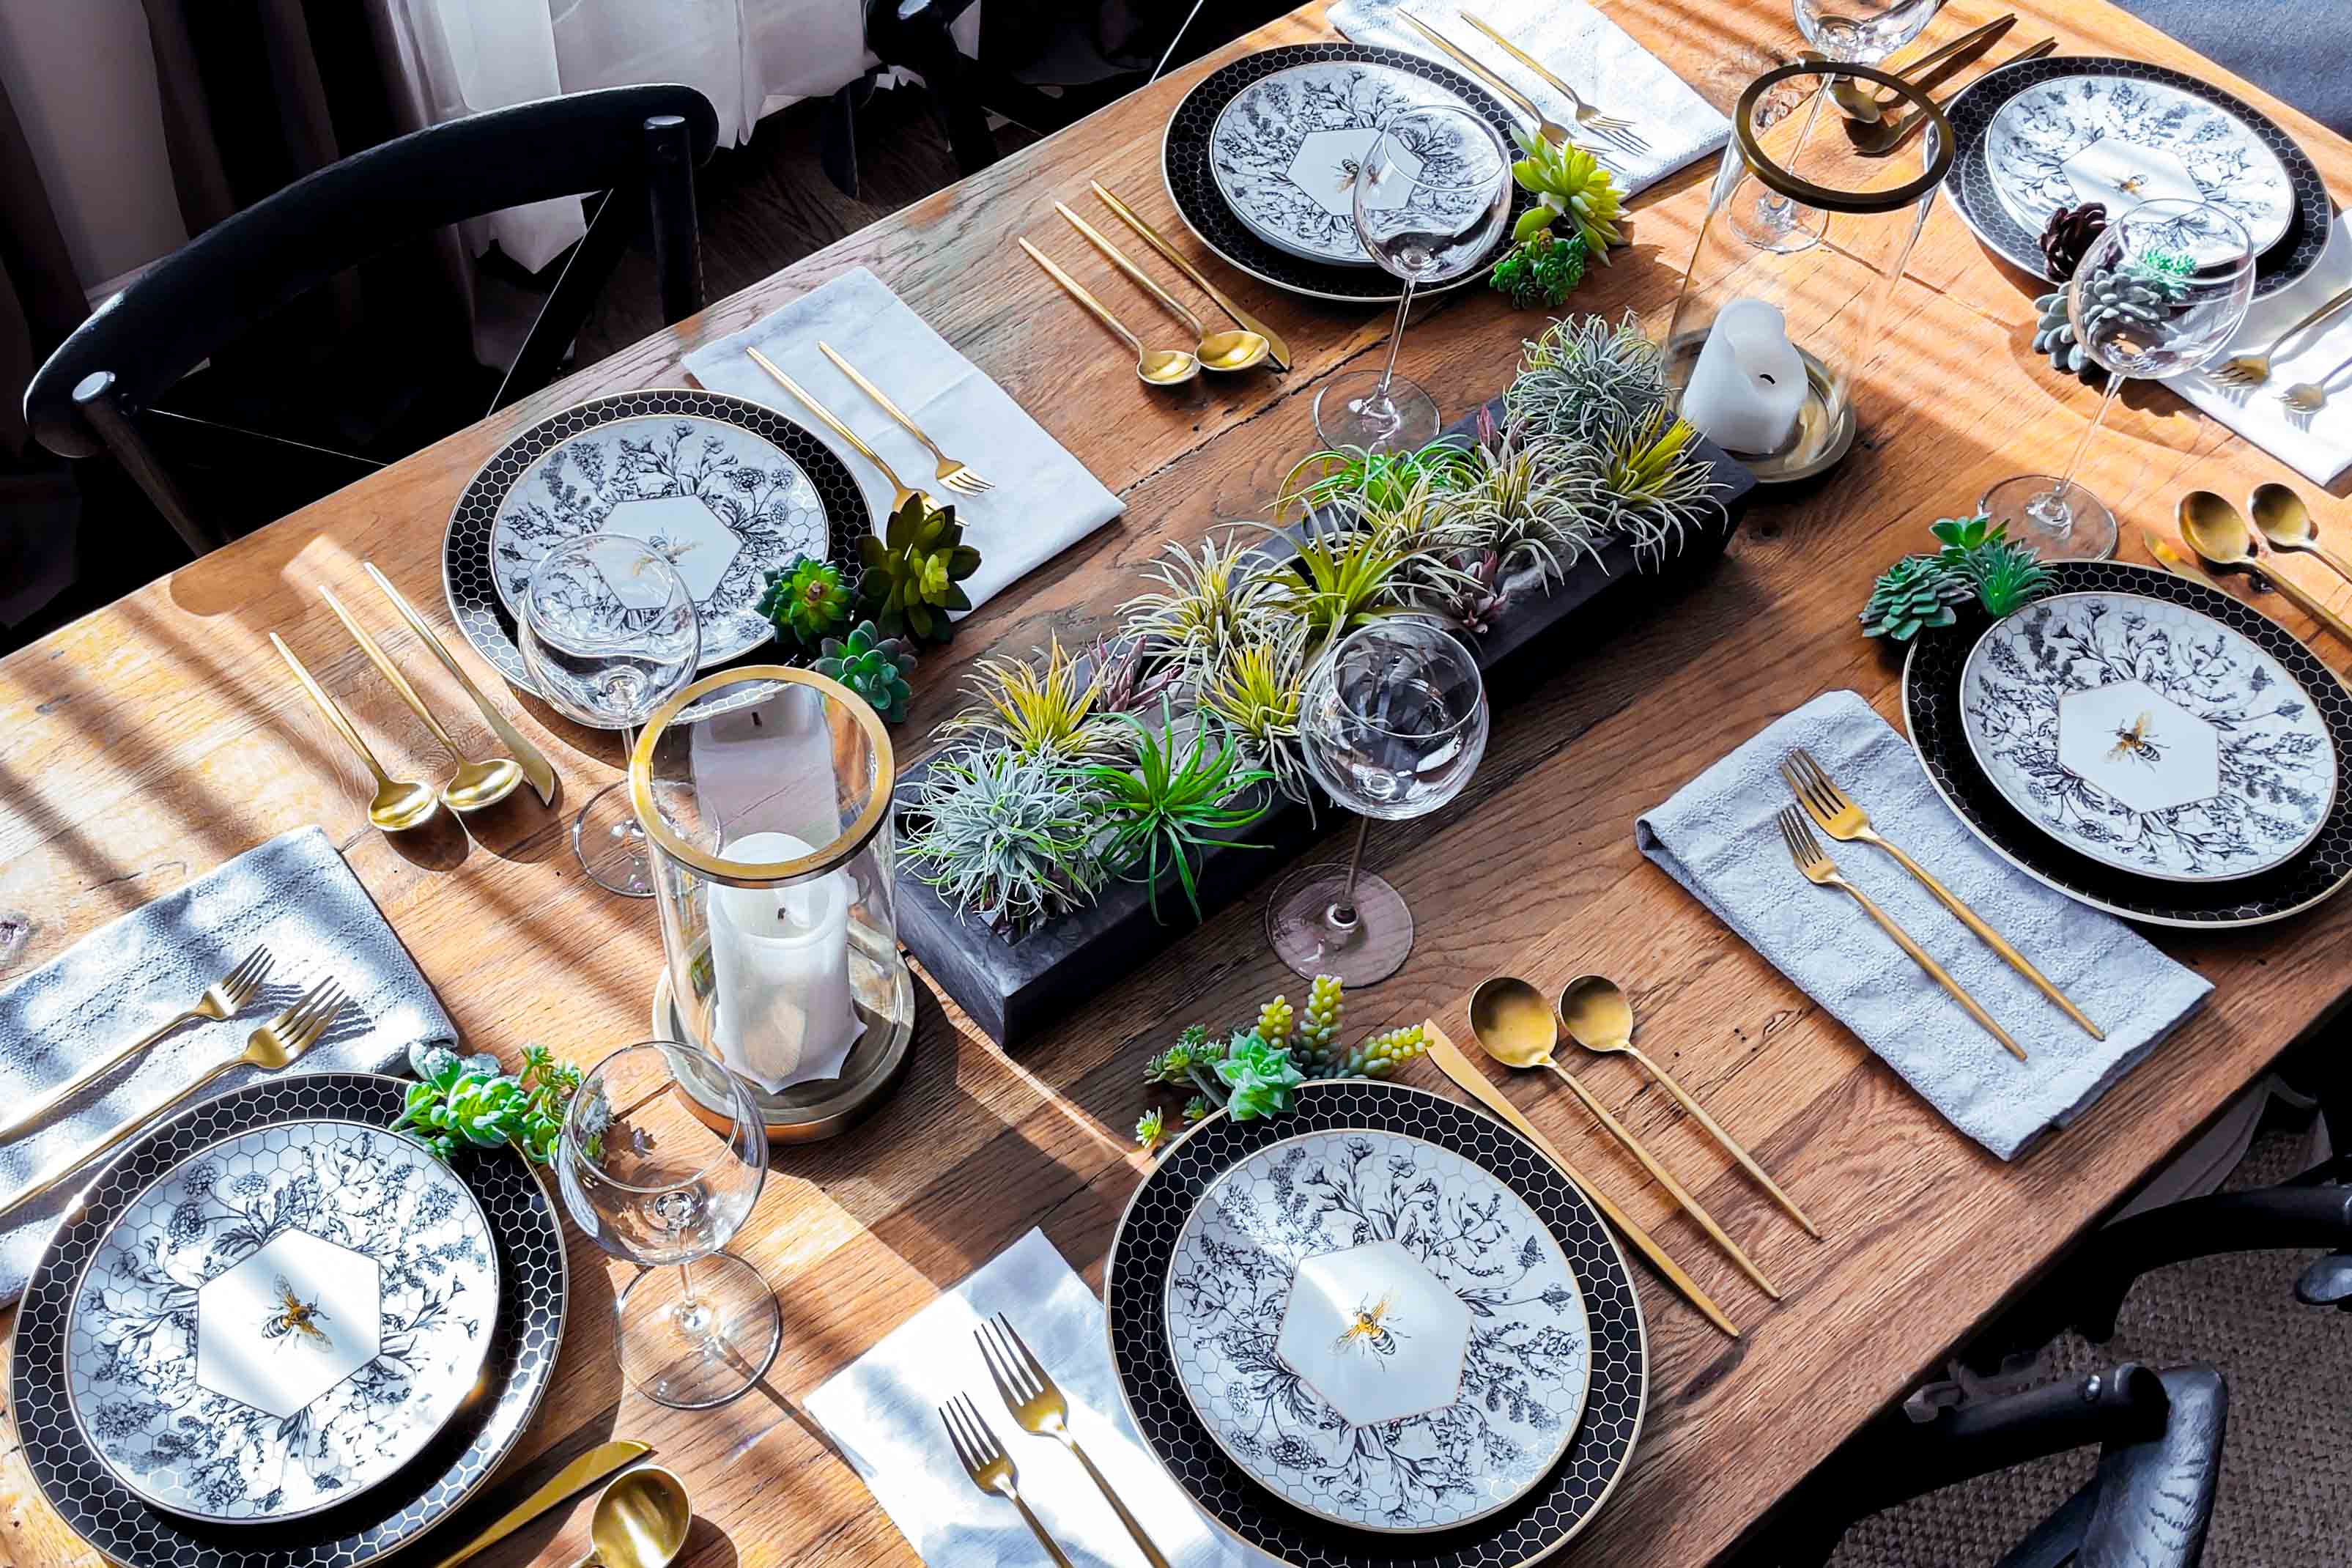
815, 341, 993, 496
0, 977, 351, 1216
1778, 807, 2026, 1061
939, 1391, 1073, 1568
2212, 285, 2352, 388
977, 1313, 1169, 1568
0, 946, 275, 1142
1781, 748, 2101, 1039
1459, 10, 1649, 154
1398, 12, 1620, 167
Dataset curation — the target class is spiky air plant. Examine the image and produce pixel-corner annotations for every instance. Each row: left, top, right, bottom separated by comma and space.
1350, 468, 1489, 606
1273, 440, 1476, 525
897, 750, 1109, 933
1121, 533, 1293, 669
1198, 621, 1312, 805
1268, 505, 1474, 649
939, 635, 1124, 761
1506, 311, 1675, 445
1443, 428, 1606, 585
1083, 632, 1185, 719
1594, 407, 1724, 558
1084, 702, 1274, 924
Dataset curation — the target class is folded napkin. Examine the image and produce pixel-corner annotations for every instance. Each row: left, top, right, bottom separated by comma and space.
1636, 690, 2212, 1160
805, 1227, 1249, 1568
2167, 221, 2352, 485
0, 826, 456, 1303
1328, 0, 1731, 197
684, 267, 1125, 614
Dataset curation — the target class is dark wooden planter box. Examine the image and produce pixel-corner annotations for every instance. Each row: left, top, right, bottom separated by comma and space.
893, 402, 1759, 1047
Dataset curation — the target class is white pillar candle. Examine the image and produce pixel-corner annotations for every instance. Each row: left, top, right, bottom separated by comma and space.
705, 830, 865, 1091
1679, 297, 1807, 456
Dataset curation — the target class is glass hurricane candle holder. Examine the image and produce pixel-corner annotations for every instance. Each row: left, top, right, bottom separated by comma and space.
1661, 61, 1953, 482
629, 667, 915, 1144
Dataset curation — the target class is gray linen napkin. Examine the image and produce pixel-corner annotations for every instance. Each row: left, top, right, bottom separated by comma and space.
1328, 0, 1731, 198
0, 826, 455, 1302
805, 1227, 1248, 1567
1636, 690, 2213, 1160
684, 267, 1125, 615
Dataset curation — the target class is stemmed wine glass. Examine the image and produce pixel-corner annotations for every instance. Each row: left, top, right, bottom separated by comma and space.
1744, 0, 1947, 248
1266, 618, 1490, 985
1981, 199, 2256, 561
518, 535, 701, 895
1313, 105, 1512, 454
559, 1040, 779, 1410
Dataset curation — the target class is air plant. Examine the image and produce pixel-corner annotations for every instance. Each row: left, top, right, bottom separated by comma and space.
897, 750, 1108, 933
1594, 407, 1724, 558
1274, 440, 1476, 525
1084, 632, 1186, 718
1198, 621, 1312, 804
1084, 701, 1275, 924
1506, 311, 1674, 446
1441, 426, 1606, 585
939, 635, 1123, 761
1272, 505, 1472, 648
1121, 533, 1293, 668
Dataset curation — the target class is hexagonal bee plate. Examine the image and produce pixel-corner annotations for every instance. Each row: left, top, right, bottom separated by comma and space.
1275, 1239, 1470, 1427
196, 1229, 382, 1419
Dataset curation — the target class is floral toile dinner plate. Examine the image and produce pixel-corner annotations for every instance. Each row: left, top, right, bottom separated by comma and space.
1166, 1128, 1590, 1534
1960, 591, 2337, 883
1984, 73, 2296, 257
64, 1120, 499, 1523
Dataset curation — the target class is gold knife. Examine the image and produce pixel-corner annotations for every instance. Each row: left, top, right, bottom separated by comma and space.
1423, 1021, 1741, 1339
2144, 530, 2223, 589
424, 1439, 652, 1568
362, 561, 558, 806
1090, 182, 1292, 371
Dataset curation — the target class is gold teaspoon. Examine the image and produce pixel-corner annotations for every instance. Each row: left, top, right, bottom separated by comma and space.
2249, 481, 2352, 588
1558, 976, 1822, 1240
577, 1466, 692, 1568
1052, 202, 1269, 372
270, 633, 440, 832
319, 588, 522, 813
2179, 489, 2352, 647
1468, 976, 1783, 1298
1017, 238, 1199, 386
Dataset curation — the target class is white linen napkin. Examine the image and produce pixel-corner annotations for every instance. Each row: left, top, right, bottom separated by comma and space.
805, 1227, 1250, 1568
2167, 222, 2352, 485
1636, 691, 2213, 1160
683, 268, 1125, 614
1328, 0, 1731, 197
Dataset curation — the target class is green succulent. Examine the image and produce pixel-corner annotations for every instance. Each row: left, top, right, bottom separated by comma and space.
1961, 536, 2055, 618
858, 494, 982, 643
1084, 701, 1275, 924
393, 1043, 581, 1166
1860, 554, 1970, 641
1929, 511, 1999, 557
1135, 1106, 1168, 1153
1489, 227, 1590, 308
813, 619, 917, 722
756, 555, 853, 645
1214, 1035, 1304, 1120
1508, 129, 1624, 261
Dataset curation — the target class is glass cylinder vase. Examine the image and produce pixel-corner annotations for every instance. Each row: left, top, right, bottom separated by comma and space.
628, 666, 915, 1143
1661, 61, 1954, 481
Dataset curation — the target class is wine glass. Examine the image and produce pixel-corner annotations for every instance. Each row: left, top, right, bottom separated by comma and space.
559, 1040, 779, 1409
1313, 106, 1512, 454
1266, 618, 1490, 985
1981, 199, 2256, 561
1742, 0, 1946, 249
518, 535, 701, 895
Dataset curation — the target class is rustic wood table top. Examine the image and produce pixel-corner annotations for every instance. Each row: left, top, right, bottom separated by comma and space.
5, 2, 2351, 1564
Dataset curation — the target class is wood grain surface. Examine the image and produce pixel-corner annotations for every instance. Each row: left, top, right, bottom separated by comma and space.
5, 4, 2351, 1566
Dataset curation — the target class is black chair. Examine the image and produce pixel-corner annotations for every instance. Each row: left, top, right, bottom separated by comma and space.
23, 84, 720, 559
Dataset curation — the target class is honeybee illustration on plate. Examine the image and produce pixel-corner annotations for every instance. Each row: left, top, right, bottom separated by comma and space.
2107, 710, 2164, 767
261, 1273, 335, 1353
1331, 1290, 1407, 1359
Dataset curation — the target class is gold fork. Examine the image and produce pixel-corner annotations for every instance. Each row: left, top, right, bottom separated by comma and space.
1398, 13, 1621, 168
0, 977, 352, 1216
938, 1391, 1072, 1568
2212, 284, 2352, 387
745, 345, 932, 514
977, 1313, 1169, 1568
0, 947, 275, 1142
1458, 9, 1649, 154
1778, 807, 2026, 1061
1781, 748, 2102, 1040
815, 341, 992, 497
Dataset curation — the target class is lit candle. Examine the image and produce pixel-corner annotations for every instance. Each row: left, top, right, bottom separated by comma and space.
1679, 297, 1806, 456
705, 830, 864, 1090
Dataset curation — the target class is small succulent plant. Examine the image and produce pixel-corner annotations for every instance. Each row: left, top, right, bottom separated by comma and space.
1508, 129, 1624, 261
756, 556, 852, 645
1861, 513, 2053, 640
1489, 226, 1590, 308
1860, 554, 1970, 641
858, 494, 981, 644
813, 619, 917, 722
1960, 536, 2055, 618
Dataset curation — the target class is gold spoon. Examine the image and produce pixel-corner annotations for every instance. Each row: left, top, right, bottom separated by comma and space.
577, 1466, 692, 1568
270, 633, 440, 832
1468, 977, 1783, 1298
1017, 238, 1199, 386
1558, 976, 1822, 1240
2178, 490, 2352, 647
320, 588, 522, 812
1053, 203, 1269, 372
2250, 482, 2352, 588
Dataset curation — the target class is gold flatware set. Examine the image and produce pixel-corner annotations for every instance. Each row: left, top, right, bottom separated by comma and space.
424, 1441, 687, 1568
1851, 35, 2057, 155
2211, 284, 2352, 391
2175, 487, 2352, 647
1399, 11, 1636, 163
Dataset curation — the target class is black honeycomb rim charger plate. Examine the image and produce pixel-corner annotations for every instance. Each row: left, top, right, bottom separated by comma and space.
1903, 561, 2352, 927
1162, 42, 1539, 305
443, 387, 872, 723
1942, 55, 2332, 301
1106, 1080, 1648, 1567
10, 1073, 568, 1568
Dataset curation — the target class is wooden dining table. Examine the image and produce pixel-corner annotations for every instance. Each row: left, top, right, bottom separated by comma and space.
6, 1, 2351, 1564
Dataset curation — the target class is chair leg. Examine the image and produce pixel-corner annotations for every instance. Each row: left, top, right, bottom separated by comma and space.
643, 112, 705, 326
495, 188, 636, 413
887, 7, 999, 175
71, 371, 223, 558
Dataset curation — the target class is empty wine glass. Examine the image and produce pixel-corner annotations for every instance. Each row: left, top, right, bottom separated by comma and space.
559, 1040, 778, 1409
1981, 199, 2255, 561
1743, 0, 1947, 248
1266, 618, 1490, 985
1314, 106, 1512, 454
519, 535, 700, 895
